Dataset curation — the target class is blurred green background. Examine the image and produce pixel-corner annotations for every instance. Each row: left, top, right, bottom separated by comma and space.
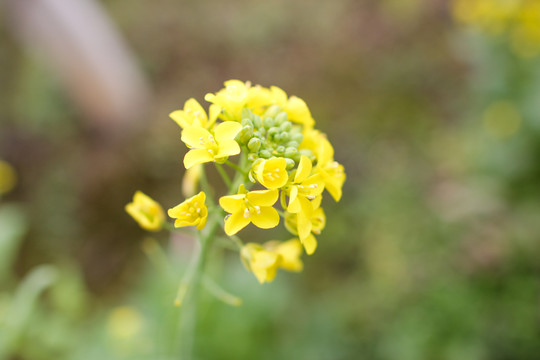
2, 0, 540, 359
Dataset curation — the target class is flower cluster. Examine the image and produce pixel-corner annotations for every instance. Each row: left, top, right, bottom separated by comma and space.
452, 0, 540, 58
126, 80, 345, 284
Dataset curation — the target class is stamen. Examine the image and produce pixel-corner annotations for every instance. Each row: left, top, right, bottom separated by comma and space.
243, 209, 251, 219
254, 206, 261, 214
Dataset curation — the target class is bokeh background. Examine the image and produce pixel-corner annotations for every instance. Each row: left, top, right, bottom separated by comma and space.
2, 0, 540, 359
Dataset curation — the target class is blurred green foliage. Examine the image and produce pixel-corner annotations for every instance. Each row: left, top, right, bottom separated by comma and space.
1, 0, 540, 359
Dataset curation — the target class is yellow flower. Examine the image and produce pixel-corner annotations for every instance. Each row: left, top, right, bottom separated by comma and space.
205, 80, 251, 121
0, 160, 17, 195
265, 239, 304, 272
168, 191, 208, 230
125, 191, 165, 231
301, 129, 346, 201
253, 157, 289, 190
267, 86, 315, 128
219, 185, 279, 235
240, 243, 280, 284
241, 239, 304, 283
285, 206, 326, 255
170, 98, 220, 129
181, 121, 243, 169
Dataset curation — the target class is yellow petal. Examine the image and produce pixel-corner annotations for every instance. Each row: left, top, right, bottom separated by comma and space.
295, 155, 312, 183
246, 189, 279, 207
287, 187, 300, 213
196, 210, 208, 230
302, 234, 318, 255
214, 121, 243, 142
270, 86, 288, 106
184, 149, 213, 169
185, 98, 208, 123
169, 110, 190, 129
285, 96, 314, 127
224, 211, 251, 236
219, 194, 245, 213
181, 126, 211, 149
208, 104, 221, 128
216, 139, 240, 158
297, 206, 313, 240
251, 207, 280, 229
275, 239, 303, 272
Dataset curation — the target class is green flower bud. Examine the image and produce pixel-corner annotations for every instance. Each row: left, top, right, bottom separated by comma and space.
285, 158, 295, 170
248, 138, 262, 152
291, 133, 304, 143
276, 146, 285, 155
284, 147, 298, 158
263, 104, 281, 118
267, 127, 279, 138
238, 125, 253, 143
248, 153, 258, 162
299, 149, 315, 161
280, 121, 292, 132
253, 131, 262, 139
259, 150, 272, 159
279, 131, 290, 143
274, 112, 288, 125
252, 115, 262, 128
241, 118, 253, 128
242, 108, 254, 120
264, 117, 275, 129
286, 141, 299, 148
258, 127, 266, 136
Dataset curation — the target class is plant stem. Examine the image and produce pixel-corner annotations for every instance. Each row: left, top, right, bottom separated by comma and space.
215, 163, 233, 189
177, 214, 219, 360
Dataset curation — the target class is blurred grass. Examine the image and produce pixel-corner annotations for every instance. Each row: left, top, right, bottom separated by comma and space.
1, 0, 540, 359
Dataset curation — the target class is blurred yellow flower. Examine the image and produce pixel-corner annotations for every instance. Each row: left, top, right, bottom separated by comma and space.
0, 160, 16, 195
241, 243, 280, 284
219, 184, 279, 235
170, 98, 221, 129
265, 239, 304, 272
253, 157, 289, 190
168, 191, 208, 230
181, 121, 242, 169
125, 191, 165, 231
107, 306, 144, 340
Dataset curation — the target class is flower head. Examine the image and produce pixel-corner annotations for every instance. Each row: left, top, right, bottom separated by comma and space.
219, 185, 280, 236
125, 191, 165, 231
168, 191, 208, 230
170, 98, 220, 129
181, 121, 242, 169
264, 239, 304, 272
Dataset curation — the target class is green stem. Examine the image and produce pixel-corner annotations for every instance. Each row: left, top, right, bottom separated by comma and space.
177, 214, 220, 359
225, 160, 246, 176
215, 163, 233, 189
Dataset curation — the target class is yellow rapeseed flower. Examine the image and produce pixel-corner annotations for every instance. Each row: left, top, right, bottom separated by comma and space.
285, 206, 326, 255
168, 191, 208, 230
125, 191, 165, 231
205, 80, 251, 121
253, 157, 289, 190
219, 184, 280, 235
182, 164, 202, 197
264, 239, 304, 272
301, 129, 346, 201
170, 98, 221, 129
285, 156, 324, 242
240, 243, 281, 284
0, 160, 17, 195
181, 121, 243, 169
